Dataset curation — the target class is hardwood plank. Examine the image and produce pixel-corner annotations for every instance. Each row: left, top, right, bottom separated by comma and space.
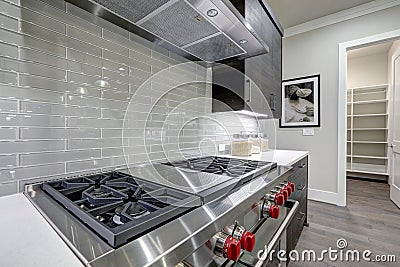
289, 179, 400, 267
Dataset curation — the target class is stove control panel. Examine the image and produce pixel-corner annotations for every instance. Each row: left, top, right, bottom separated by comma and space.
209, 232, 241, 261
265, 191, 285, 206
261, 200, 280, 219
224, 223, 256, 252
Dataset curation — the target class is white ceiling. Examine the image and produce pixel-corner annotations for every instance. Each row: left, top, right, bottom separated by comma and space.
347, 41, 394, 59
266, 0, 377, 28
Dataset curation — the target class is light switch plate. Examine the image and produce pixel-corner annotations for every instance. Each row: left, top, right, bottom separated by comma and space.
218, 144, 226, 152
303, 128, 315, 136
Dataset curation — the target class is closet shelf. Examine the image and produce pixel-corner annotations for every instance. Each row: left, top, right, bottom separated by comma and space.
347, 169, 389, 176
348, 84, 388, 91
347, 141, 388, 144
351, 128, 388, 131
350, 99, 388, 105
351, 155, 388, 160
351, 113, 388, 117
347, 163, 388, 176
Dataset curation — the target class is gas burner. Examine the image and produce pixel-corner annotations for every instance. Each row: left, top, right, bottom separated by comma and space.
127, 203, 146, 217
82, 185, 127, 206
124, 202, 150, 219
162, 156, 276, 180
41, 171, 201, 247
112, 202, 151, 225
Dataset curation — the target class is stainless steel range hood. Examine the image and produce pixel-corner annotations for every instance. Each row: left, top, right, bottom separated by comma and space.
64, 0, 269, 63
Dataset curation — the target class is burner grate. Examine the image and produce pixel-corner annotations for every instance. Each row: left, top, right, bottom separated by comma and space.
41, 171, 200, 247
163, 156, 274, 178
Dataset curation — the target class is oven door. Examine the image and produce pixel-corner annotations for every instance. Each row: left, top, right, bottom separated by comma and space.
234, 200, 300, 267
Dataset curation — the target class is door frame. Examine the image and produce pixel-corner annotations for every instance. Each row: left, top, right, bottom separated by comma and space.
389, 46, 400, 207
338, 29, 400, 206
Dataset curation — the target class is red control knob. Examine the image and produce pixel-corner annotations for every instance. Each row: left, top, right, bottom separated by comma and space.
268, 204, 280, 219
277, 188, 288, 200
224, 223, 256, 253
285, 184, 292, 195
288, 182, 295, 193
240, 231, 256, 252
223, 236, 241, 261
274, 193, 285, 206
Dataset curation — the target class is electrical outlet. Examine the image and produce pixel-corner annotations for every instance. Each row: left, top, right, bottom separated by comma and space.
302, 128, 315, 136
218, 144, 226, 152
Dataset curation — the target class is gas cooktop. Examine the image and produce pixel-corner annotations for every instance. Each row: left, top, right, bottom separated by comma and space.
163, 156, 277, 180
41, 171, 201, 247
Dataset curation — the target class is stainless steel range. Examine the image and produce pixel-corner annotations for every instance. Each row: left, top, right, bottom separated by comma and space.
25, 156, 298, 267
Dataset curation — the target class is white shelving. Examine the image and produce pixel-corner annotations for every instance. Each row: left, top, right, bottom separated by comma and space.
347, 84, 389, 179
350, 99, 388, 105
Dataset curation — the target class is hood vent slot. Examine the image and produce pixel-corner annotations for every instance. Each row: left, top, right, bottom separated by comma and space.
184, 34, 244, 62
66, 0, 269, 62
93, 0, 170, 23
139, 1, 219, 47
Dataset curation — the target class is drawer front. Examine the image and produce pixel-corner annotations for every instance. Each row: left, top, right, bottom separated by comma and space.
289, 157, 308, 193
292, 157, 307, 172
290, 169, 306, 187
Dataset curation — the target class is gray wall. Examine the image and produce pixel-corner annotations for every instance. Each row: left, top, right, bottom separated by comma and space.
274, 5, 400, 202
0, 0, 259, 196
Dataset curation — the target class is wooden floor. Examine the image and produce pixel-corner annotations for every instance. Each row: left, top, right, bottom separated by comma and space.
289, 179, 400, 267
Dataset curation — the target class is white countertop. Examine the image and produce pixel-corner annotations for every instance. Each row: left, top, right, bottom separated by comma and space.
0, 194, 83, 267
226, 149, 308, 166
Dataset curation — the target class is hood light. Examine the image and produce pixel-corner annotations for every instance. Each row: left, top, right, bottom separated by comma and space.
207, 9, 218, 17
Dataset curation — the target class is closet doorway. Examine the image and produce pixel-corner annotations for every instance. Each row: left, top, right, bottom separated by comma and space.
346, 41, 394, 182
344, 39, 400, 208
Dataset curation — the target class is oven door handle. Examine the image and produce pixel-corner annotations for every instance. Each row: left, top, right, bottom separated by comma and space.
255, 200, 300, 267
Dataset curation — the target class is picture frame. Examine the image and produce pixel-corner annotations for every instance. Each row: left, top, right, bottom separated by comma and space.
280, 74, 320, 128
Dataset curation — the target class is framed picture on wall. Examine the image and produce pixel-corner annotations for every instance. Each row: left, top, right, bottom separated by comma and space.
280, 74, 320, 128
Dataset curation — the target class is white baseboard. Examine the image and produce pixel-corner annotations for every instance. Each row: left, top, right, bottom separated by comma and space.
308, 188, 344, 206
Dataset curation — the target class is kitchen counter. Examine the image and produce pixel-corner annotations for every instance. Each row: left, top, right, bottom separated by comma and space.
0, 194, 83, 267
226, 149, 309, 166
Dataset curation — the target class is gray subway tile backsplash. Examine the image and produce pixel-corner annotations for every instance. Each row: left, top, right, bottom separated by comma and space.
18, 6, 66, 34
0, 181, 18, 197
0, 84, 64, 103
68, 138, 123, 150
20, 101, 101, 118
0, 114, 65, 127
0, 140, 65, 153
0, 12, 19, 31
0, 127, 17, 140
0, 154, 17, 168
19, 149, 101, 165
0, 69, 17, 84
0, 0, 21, 18
0, 41, 18, 58
19, 127, 101, 139
0, 99, 17, 112
0, 0, 258, 197
0, 162, 65, 182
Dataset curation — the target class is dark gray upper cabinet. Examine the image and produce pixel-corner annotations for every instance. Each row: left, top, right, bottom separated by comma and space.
212, 0, 283, 119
